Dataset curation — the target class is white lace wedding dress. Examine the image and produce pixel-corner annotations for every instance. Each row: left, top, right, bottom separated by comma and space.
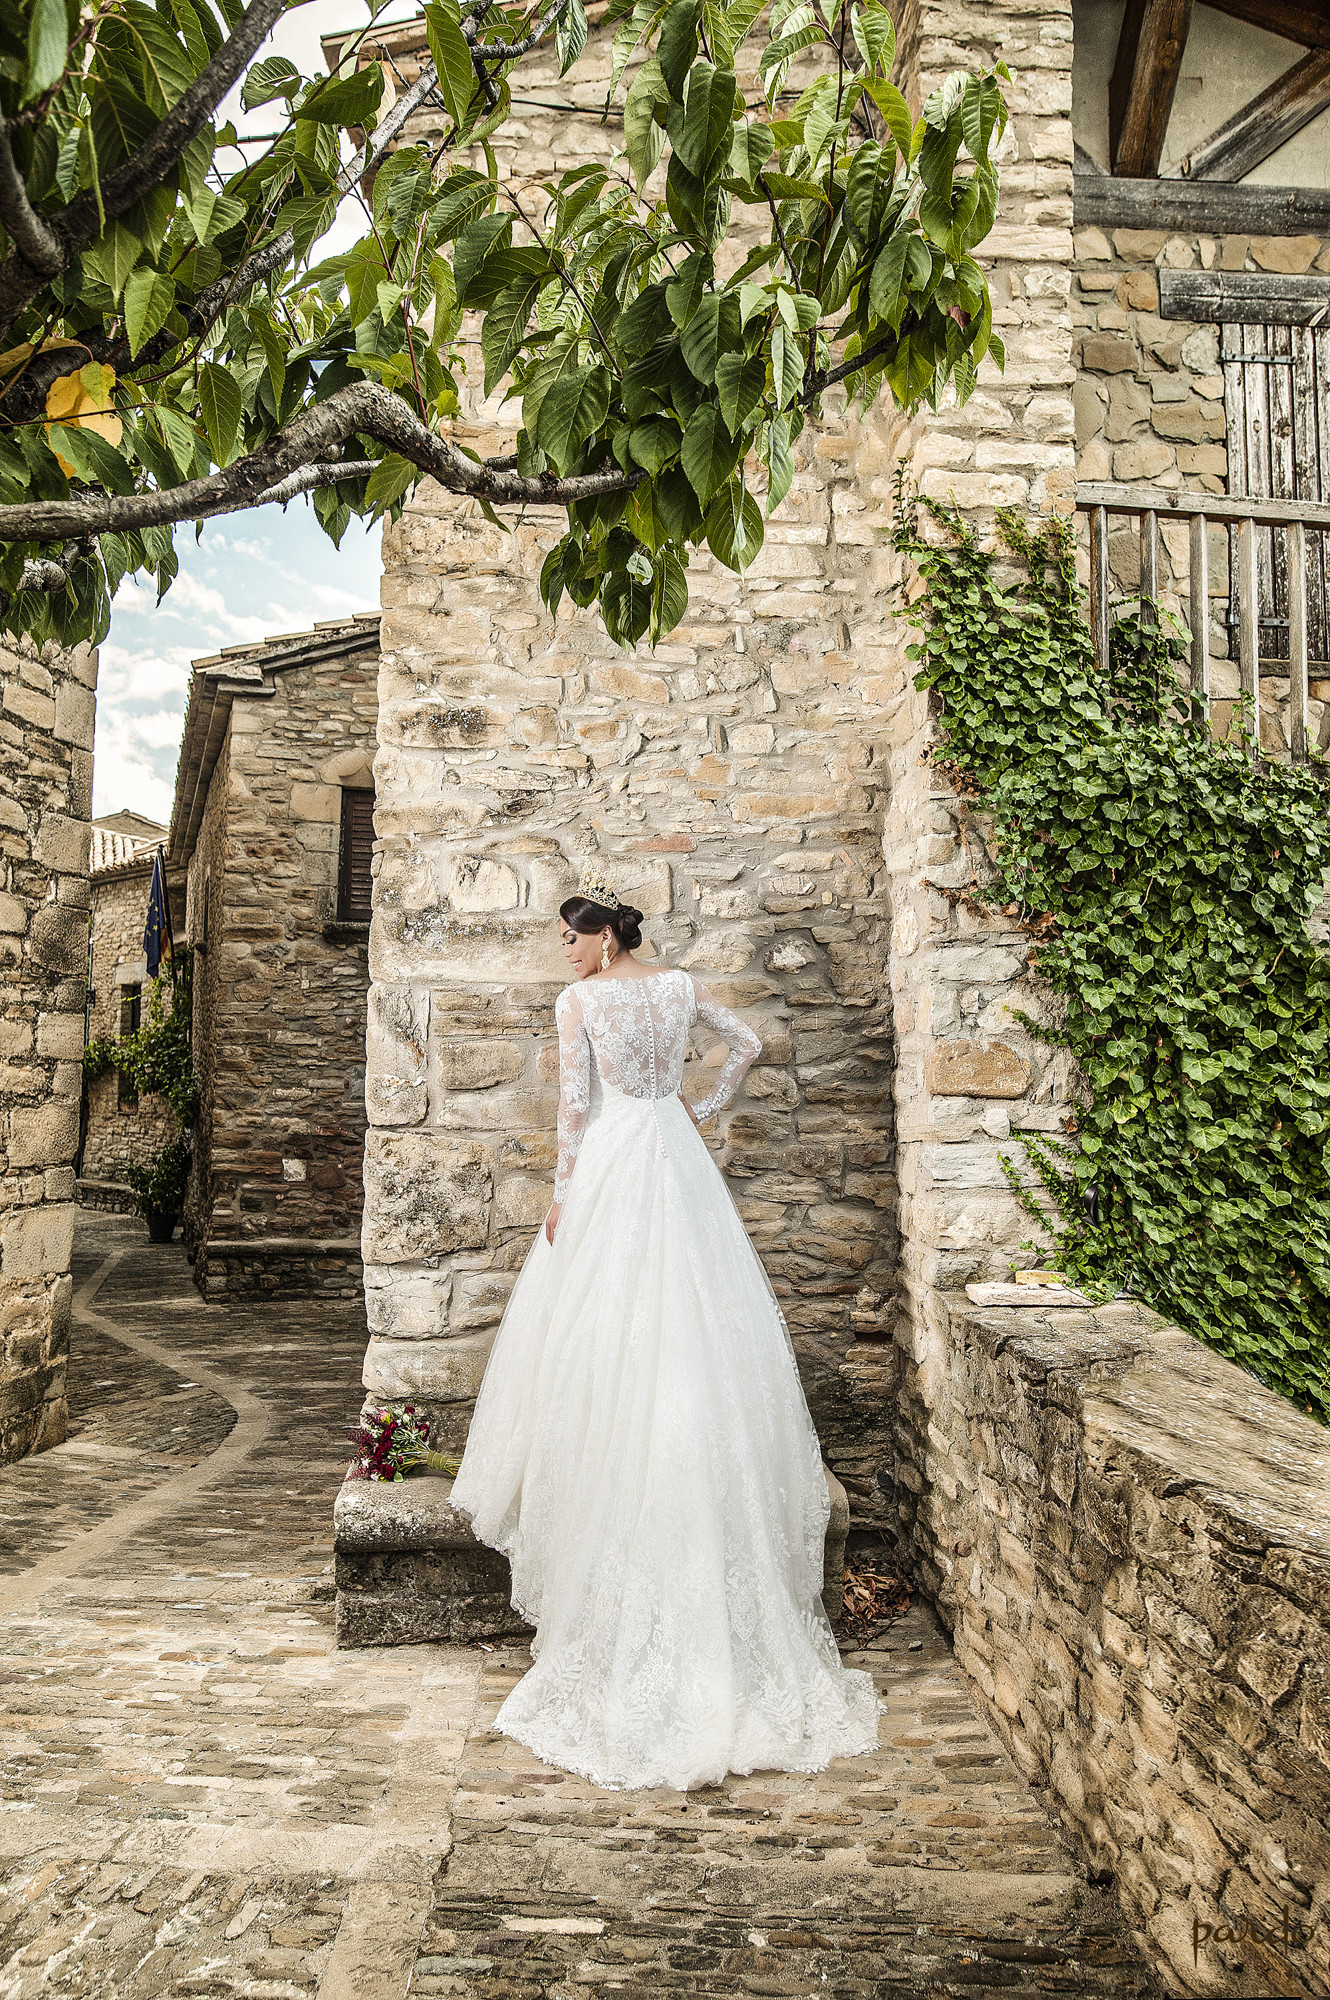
448, 967, 881, 1791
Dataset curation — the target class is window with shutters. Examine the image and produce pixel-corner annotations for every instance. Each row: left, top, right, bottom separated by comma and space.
117, 983, 140, 1108
1223, 321, 1330, 672
336, 788, 375, 925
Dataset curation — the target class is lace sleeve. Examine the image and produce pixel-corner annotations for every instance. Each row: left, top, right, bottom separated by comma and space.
553, 986, 591, 1203
688, 977, 762, 1123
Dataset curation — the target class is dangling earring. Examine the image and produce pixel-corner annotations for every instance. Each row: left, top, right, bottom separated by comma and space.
601, 932, 612, 971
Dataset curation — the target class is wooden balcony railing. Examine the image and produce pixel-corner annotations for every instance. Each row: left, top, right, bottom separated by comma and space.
1076, 482, 1330, 764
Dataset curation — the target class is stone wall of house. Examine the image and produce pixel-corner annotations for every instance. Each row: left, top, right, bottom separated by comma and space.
183, 725, 230, 1262
362, 0, 1079, 1509
79, 863, 176, 1188
0, 640, 97, 1461
894, 1291, 1330, 2000
1073, 222, 1330, 756
184, 647, 378, 1297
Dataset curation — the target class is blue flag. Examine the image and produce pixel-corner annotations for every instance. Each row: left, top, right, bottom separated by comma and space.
143, 849, 174, 979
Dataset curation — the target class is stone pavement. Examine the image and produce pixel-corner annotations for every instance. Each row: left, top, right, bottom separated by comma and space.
0, 1217, 1162, 1999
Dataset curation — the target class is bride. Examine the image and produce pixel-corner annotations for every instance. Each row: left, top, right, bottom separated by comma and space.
448, 862, 881, 1791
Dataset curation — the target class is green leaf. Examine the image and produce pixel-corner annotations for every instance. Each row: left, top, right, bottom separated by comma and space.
24, 0, 68, 105
624, 57, 668, 187
293, 67, 386, 125
705, 476, 764, 571
242, 55, 300, 108
681, 404, 739, 506
47, 423, 135, 493
846, 141, 896, 239
366, 453, 418, 517
676, 62, 737, 178
453, 213, 510, 304
84, 221, 140, 302
482, 272, 543, 395
601, 564, 653, 648
680, 290, 740, 384
765, 412, 793, 514
851, 2, 895, 73
760, 171, 829, 205
715, 348, 766, 432
628, 418, 680, 475
863, 77, 915, 159
425, 0, 477, 126
556, 0, 588, 75
155, 404, 203, 478
123, 270, 175, 359
868, 227, 911, 320
197, 361, 242, 464
536, 364, 611, 474
650, 548, 689, 642
666, 251, 708, 328
769, 323, 802, 407
657, 0, 700, 97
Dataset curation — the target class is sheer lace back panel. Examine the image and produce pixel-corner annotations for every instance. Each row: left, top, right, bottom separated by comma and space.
552, 970, 761, 1200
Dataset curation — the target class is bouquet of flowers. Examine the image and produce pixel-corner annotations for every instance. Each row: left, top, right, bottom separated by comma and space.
347, 1404, 461, 1482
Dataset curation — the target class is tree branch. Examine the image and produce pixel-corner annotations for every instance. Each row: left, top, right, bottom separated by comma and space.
254, 456, 379, 507
0, 382, 638, 543
0, 118, 62, 277
802, 330, 897, 402
0, 0, 294, 342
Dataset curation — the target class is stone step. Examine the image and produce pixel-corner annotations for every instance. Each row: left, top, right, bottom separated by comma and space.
333, 1461, 851, 1648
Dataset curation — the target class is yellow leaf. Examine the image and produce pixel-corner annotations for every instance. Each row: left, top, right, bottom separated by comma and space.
45, 364, 122, 476
0, 336, 84, 377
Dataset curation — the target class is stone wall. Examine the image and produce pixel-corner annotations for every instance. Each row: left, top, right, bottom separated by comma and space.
893, 1291, 1330, 2000
176, 623, 380, 1297
1073, 220, 1330, 756
0, 639, 97, 1461
361, 0, 1080, 1512
80, 860, 177, 1188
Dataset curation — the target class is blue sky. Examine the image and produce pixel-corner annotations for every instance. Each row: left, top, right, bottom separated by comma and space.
95, 505, 383, 822
92, 0, 415, 823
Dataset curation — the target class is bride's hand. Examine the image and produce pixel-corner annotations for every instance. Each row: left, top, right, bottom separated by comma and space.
544, 1202, 562, 1244
678, 1092, 701, 1129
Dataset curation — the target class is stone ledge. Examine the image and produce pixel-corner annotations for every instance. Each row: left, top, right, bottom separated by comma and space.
75, 1178, 136, 1214
334, 1462, 851, 1647
197, 1236, 364, 1302
900, 1291, 1330, 1997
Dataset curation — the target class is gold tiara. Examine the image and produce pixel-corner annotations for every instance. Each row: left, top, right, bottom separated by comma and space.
577, 862, 621, 910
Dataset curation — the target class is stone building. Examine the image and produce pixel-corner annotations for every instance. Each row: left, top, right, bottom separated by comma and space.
169, 616, 380, 1298
336, 1, 1330, 1987
0, 639, 97, 1462
77, 814, 182, 1207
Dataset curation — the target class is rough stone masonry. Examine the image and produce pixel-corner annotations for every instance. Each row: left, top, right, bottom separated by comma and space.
0, 639, 97, 1462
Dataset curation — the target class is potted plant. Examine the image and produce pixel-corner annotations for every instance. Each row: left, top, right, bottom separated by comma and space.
125, 1136, 192, 1245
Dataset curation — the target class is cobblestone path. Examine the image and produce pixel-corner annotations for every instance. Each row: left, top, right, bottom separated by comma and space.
0, 1218, 1161, 1999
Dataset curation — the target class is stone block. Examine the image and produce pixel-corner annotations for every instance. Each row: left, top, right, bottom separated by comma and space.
494, 1175, 549, 1228
3, 683, 55, 731
1080, 334, 1137, 374
434, 1039, 526, 1091
289, 783, 341, 822
0, 1203, 76, 1281
33, 813, 88, 875
54, 679, 96, 749
27, 904, 86, 974
365, 984, 429, 1126
447, 857, 520, 911
35, 1012, 84, 1060
362, 1332, 494, 1400
0, 892, 27, 934
6, 1100, 80, 1169
454, 1270, 516, 1329
361, 1131, 491, 1261
372, 909, 565, 985
363, 1264, 451, 1337
333, 1473, 532, 1647
926, 1040, 1033, 1099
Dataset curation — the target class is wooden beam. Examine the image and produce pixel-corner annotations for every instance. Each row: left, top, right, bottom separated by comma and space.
1074, 170, 1330, 232
1157, 268, 1330, 323
1200, 0, 1330, 51
1110, 0, 1195, 177
1077, 481, 1330, 528
1182, 48, 1330, 178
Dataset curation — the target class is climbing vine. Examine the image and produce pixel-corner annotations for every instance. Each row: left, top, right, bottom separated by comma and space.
84, 948, 198, 1214
894, 489, 1330, 1425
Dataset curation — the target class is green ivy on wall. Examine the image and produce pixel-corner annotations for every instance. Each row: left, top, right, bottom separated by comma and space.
894, 490, 1330, 1426
84, 947, 198, 1215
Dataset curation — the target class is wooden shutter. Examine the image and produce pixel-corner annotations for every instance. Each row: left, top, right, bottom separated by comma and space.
1223, 320, 1330, 669
337, 789, 375, 924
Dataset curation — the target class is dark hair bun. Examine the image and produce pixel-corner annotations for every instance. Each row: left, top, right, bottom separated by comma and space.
558, 895, 645, 952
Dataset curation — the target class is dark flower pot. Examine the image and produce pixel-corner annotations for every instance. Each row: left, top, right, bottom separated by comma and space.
145, 1210, 178, 1244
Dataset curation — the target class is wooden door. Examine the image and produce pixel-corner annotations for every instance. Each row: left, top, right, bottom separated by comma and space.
1223, 320, 1330, 670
